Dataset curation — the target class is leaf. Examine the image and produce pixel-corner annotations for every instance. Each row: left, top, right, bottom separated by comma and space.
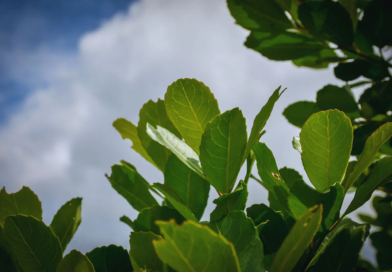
339, 0, 358, 28
247, 204, 289, 255
164, 154, 210, 221
359, 81, 392, 119
245, 86, 283, 160
298, 0, 354, 46
344, 122, 392, 192
0, 186, 42, 225
245, 31, 327, 61
153, 220, 241, 272
200, 108, 247, 193
345, 157, 392, 215
352, 123, 382, 155
279, 167, 302, 189
292, 136, 302, 153
307, 224, 370, 272
153, 183, 198, 222
253, 143, 289, 212
292, 49, 338, 69
138, 99, 181, 171
86, 245, 133, 272
4, 215, 62, 272
165, 78, 220, 154
227, 0, 293, 32
269, 205, 323, 272
283, 101, 321, 128
0, 225, 20, 272
119, 215, 134, 229
130, 232, 163, 271
370, 231, 392, 270
210, 181, 248, 222
147, 123, 204, 178
218, 211, 264, 272
316, 85, 359, 113
300, 110, 353, 192
57, 250, 95, 272
50, 197, 82, 252
334, 60, 389, 82
113, 118, 156, 167
106, 162, 158, 212
133, 205, 185, 235
288, 180, 344, 235
244, 151, 256, 184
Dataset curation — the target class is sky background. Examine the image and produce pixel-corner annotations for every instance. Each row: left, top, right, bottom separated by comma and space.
0, 0, 378, 262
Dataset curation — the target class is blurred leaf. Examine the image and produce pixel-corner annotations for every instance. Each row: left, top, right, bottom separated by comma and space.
106, 162, 158, 212
0, 186, 42, 226
164, 154, 210, 221
154, 220, 241, 272
138, 99, 181, 171
288, 180, 344, 235
50, 197, 82, 252
245, 86, 283, 160
153, 183, 198, 222
298, 1, 354, 46
4, 215, 62, 272
345, 122, 392, 191
300, 110, 353, 192
307, 224, 370, 272
359, 81, 392, 119
113, 118, 156, 168
334, 60, 389, 82
210, 181, 248, 222
147, 123, 204, 178
292, 49, 338, 69
247, 204, 289, 255
339, 0, 358, 28
119, 215, 134, 229
57, 250, 95, 272
316, 85, 359, 113
165, 78, 220, 154
245, 32, 326, 60
270, 205, 323, 272
219, 211, 264, 272
292, 136, 302, 153
345, 157, 392, 215
283, 101, 320, 128
86, 245, 133, 272
130, 232, 163, 271
370, 231, 392, 270
352, 122, 382, 155
133, 205, 185, 235
200, 108, 247, 193
227, 0, 292, 32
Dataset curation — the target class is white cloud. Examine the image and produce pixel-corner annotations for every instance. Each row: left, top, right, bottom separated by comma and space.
0, 0, 377, 261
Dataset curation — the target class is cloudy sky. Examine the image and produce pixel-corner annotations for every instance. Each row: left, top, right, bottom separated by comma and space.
0, 0, 376, 261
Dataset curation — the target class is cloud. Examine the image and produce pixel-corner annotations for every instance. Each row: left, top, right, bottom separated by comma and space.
0, 0, 376, 260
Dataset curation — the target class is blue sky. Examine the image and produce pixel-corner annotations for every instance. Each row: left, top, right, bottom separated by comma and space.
0, 0, 134, 123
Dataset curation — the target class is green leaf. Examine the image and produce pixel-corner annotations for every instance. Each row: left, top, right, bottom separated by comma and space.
292, 136, 302, 153
106, 162, 158, 212
288, 180, 344, 234
269, 205, 323, 272
153, 183, 198, 222
244, 150, 256, 184
138, 99, 181, 171
352, 123, 382, 155
0, 225, 21, 272
307, 224, 370, 272
316, 85, 359, 113
165, 78, 220, 154
50, 197, 82, 252
86, 245, 133, 272
292, 49, 338, 69
153, 220, 241, 272
339, 0, 358, 28
345, 157, 392, 215
370, 231, 392, 271
227, 0, 293, 32
245, 86, 283, 160
344, 122, 392, 192
279, 167, 302, 189
218, 211, 264, 272
4, 215, 62, 272
146, 123, 204, 178
164, 154, 210, 221
334, 60, 389, 82
283, 101, 321, 128
113, 118, 156, 168
359, 81, 392, 119
57, 250, 95, 272
133, 205, 185, 235
245, 31, 327, 61
0, 186, 42, 225
247, 204, 289, 255
298, 1, 354, 46
253, 143, 289, 211
200, 108, 247, 193
119, 215, 134, 229
129, 232, 163, 271
300, 110, 353, 192
210, 181, 248, 222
